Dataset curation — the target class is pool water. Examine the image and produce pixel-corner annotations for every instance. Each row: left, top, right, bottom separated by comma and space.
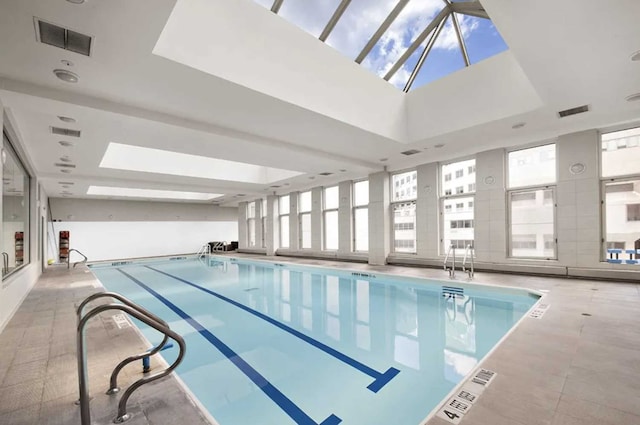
89, 257, 539, 425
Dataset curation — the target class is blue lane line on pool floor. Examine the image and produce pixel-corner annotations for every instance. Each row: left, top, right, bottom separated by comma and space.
145, 265, 400, 393
116, 268, 341, 425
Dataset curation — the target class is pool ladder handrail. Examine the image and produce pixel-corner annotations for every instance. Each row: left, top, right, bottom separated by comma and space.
1, 252, 8, 274
462, 244, 475, 279
210, 241, 226, 252
196, 243, 211, 258
444, 244, 456, 278
68, 248, 88, 269
77, 292, 186, 424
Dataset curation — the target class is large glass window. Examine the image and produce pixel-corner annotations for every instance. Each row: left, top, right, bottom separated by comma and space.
299, 191, 312, 249
441, 159, 475, 253
508, 145, 556, 258
247, 201, 256, 247
353, 180, 369, 252
392, 171, 417, 253
323, 186, 339, 250
261, 198, 267, 248
2, 131, 30, 278
279, 195, 290, 249
508, 143, 556, 188
602, 127, 640, 255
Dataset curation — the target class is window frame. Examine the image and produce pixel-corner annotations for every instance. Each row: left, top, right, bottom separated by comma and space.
352, 179, 369, 253
439, 157, 476, 255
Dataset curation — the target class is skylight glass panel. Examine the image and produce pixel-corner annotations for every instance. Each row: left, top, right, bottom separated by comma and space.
459, 14, 508, 64
325, 0, 398, 59
363, 0, 445, 85
99, 143, 302, 184
278, 0, 342, 38
87, 186, 222, 201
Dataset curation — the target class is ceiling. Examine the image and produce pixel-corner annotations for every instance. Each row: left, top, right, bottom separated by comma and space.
0, 0, 639, 206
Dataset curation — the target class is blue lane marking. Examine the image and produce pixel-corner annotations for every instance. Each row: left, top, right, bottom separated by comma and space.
116, 268, 341, 425
145, 265, 400, 393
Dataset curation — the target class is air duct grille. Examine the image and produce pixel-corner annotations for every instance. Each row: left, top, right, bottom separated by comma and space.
51, 127, 81, 137
54, 163, 76, 168
319, 172, 333, 176
558, 105, 590, 118
36, 19, 92, 56
401, 149, 421, 156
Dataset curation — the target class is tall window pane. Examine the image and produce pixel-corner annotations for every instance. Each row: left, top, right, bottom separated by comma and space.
393, 202, 416, 253
441, 159, 475, 253
601, 127, 640, 178
279, 195, 290, 215
299, 191, 312, 249
509, 189, 555, 258
324, 186, 339, 209
2, 132, 30, 277
604, 180, 640, 253
392, 170, 417, 202
508, 144, 556, 188
324, 210, 339, 250
353, 180, 369, 252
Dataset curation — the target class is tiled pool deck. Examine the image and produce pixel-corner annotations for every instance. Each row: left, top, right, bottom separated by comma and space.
1, 255, 639, 425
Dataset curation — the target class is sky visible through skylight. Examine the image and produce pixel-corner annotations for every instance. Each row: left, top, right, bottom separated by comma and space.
252, 0, 508, 90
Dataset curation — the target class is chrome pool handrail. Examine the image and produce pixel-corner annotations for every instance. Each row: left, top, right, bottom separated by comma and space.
444, 244, 456, 278
462, 244, 474, 278
68, 248, 88, 269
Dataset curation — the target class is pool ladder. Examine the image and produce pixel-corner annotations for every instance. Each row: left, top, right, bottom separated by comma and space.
196, 243, 211, 258
67, 248, 88, 269
444, 244, 475, 279
76, 292, 186, 424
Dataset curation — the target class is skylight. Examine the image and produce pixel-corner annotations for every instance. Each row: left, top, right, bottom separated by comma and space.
87, 186, 223, 201
99, 143, 303, 184
252, 0, 507, 91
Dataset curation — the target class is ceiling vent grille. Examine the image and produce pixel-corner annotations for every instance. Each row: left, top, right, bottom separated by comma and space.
269, 185, 281, 188
36, 19, 92, 56
319, 172, 333, 176
54, 163, 76, 168
51, 127, 81, 137
401, 149, 421, 156
58, 181, 75, 185
558, 105, 590, 118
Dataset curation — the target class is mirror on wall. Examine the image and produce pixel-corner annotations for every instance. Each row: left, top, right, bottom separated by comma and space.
2, 131, 30, 278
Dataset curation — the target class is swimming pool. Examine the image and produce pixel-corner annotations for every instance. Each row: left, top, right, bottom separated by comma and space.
89, 256, 540, 425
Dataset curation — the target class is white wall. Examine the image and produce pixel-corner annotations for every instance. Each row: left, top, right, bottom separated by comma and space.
48, 198, 238, 262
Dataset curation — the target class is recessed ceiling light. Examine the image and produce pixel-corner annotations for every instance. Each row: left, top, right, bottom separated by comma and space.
512, 122, 526, 129
53, 69, 79, 83
59, 141, 74, 147
631, 50, 640, 61
434, 144, 445, 148
58, 116, 76, 123
59, 156, 72, 162
626, 93, 640, 102
339, 169, 347, 172
60, 169, 72, 173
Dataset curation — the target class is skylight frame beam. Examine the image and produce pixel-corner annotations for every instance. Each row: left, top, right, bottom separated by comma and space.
384, 6, 451, 81
450, 1, 489, 20
451, 12, 470, 66
319, 0, 353, 42
403, 13, 450, 92
355, 0, 410, 64
270, 0, 284, 14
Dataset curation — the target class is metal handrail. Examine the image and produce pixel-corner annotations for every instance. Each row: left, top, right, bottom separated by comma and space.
68, 248, 88, 269
462, 244, 475, 279
77, 298, 186, 424
211, 241, 226, 252
444, 244, 456, 278
196, 243, 210, 258
1, 252, 8, 274
77, 292, 170, 393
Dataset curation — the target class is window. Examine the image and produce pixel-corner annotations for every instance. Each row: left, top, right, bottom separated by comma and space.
441, 159, 475, 252
392, 171, 417, 202
353, 180, 369, 252
279, 195, 290, 248
508, 145, 557, 259
602, 127, 640, 178
2, 131, 30, 278
604, 180, 640, 253
628, 204, 640, 221
392, 171, 417, 253
508, 144, 556, 188
324, 186, 339, 250
261, 198, 267, 248
444, 173, 451, 182
247, 201, 256, 247
509, 189, 555, 258
299, 191, 312, 249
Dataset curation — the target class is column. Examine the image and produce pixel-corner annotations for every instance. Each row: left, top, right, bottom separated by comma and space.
338, 180, 353, 255
416, 163, 439, 258
255, 199, 263, 250
368, 171, 390, 265
311, 187, 323, 251
266, 195, 278, 256
475, 149, 506, 263
237, 201, 248, 250
289, 192, 299, 251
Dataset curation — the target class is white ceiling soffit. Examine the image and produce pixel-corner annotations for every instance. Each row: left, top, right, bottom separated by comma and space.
153, 0, 409, 142
99, 142, 302, 184
86, 185, 222, 201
